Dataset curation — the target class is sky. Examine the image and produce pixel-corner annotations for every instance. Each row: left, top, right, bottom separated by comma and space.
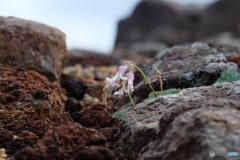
0, 0, 217, 53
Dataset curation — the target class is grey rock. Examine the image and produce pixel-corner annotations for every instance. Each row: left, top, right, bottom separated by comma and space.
115, 81, 240, 160
0, 16, 67, 81
115, 0, 240, 55
115, 42, 239, 108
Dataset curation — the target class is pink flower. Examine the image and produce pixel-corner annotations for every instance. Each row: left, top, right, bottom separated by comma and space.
126, 71, 134, 92
114, 80, 126, 98
114, 71, 135, 98
106, 65, 128, 88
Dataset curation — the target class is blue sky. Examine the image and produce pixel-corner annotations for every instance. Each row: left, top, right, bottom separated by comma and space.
0, 0, 217, 53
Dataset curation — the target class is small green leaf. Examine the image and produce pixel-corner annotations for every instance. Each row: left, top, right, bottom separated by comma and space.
112, 107, 132, 119
215, 69, 240, 83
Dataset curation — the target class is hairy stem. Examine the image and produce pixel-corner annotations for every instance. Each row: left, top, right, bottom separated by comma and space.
133, 64, 157, 97
127, 92, 135, 106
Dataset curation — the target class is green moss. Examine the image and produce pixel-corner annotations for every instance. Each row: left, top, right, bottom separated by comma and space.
215, 69, 240, 83
144, 88, 181, 102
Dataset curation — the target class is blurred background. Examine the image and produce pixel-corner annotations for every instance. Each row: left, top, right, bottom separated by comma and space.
1, 0, 223, 54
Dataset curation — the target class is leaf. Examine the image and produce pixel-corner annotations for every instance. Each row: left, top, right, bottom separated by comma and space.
215, 69, 240, 83
112, 107, 132, 119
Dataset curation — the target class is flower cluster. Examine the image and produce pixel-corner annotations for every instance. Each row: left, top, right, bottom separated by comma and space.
105, 65, 135, 98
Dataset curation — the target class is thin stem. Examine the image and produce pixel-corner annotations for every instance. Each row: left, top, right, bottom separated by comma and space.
127, 92, 135, 106
102, 92, 107, 106
133, 64, 157, 97
155, 65, 163, 92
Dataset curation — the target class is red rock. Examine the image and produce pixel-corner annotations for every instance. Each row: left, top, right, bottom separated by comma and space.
73, 146, 123, 160
0, 66, 67, 133
228, 55, 240, 69
24, 112, 73, 138
16, 123, 122, 160
78, 102, 114, 128
0, 129, 14, 148
0, 16, 67, 81
15, 124, 85, 160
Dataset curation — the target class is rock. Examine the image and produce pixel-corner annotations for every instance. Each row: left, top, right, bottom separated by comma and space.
110, 49, 150, 65
15, 123, 122, 160
66, 97, 82, 114
24, 112, 73, 138
0, 129, 14, 148
67, 49, 120, 67
115, 42, 239, 107
0, 66, 67, 133
61, 77, 87, 100
228, 55, 240, 69
114, 41, 168, 57
201, 0, 240, 37
17, 131, 39, 142
0, 16, 67, 81
115, 81, 240, 159
15, 123, 86, 160
7, 138, 36, 156
115, 1, 207, 52
78, 102, 114, 128
73, 146, 123, 160
115, 0, 240, 55
206, 32, 240, 49
62, 64, 119, 99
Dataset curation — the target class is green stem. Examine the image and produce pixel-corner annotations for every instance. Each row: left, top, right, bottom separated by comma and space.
127, 92, 135, 106
133, 64, 157, 97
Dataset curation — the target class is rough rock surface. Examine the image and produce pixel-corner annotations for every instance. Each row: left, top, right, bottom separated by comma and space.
0, 129, 14, 148
0, 16, 67, 81
0, 66, 67, 133
115, 42, 239, 107
15, 123, 123, 160
61, 77, 87, 100
115, 81, 240, 160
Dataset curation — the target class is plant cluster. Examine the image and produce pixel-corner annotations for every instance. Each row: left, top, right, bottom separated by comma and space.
103, 62, 181, 119
215, 69, 240, 83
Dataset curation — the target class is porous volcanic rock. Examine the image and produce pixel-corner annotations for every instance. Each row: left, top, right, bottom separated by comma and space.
115, 42, 239, 107
115, 81, 240, 160
78, 101, 115, 128
61, 77, 87, 100
0, 16, 67, 81
15, 123, 123, 160
0, 66, 67, 133
23, 112, 73, 138
0, 129, 14, 148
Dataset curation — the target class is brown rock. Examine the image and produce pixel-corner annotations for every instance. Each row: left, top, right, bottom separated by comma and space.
0, 129, 14, 148
0, 66, 67, 133
24, 112, 73, 138
16, 123, 121, 160
67, 49, 120, 67
15, 124, 86, 160
73, 146, 122, 160
17, 130, 39, 142
0, 16, 67, 81
78, 102, 114, 128
228, 55, 240, 69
